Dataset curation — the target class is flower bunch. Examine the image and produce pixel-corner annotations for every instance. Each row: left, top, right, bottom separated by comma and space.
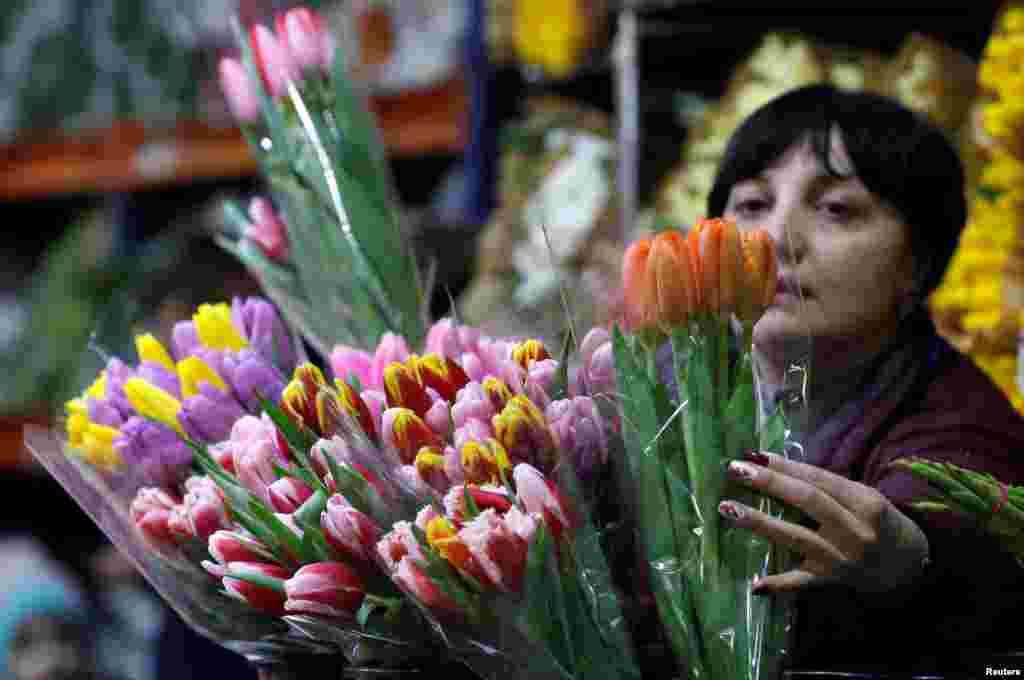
329, 319, 611, 490
613, 218, 796, 680
64, 298, 294, 492
216, 5, 426, 356
931, 5, 1024, 414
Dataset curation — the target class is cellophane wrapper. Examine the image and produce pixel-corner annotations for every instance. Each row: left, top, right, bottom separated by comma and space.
613, 316, 810, 680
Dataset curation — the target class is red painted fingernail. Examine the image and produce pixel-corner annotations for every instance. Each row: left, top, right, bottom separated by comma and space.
728, 461, 757, 481
746, 451, 770, 466
719, 501, 744, 521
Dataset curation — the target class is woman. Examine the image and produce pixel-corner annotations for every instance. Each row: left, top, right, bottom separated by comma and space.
707, 84, 1024, 673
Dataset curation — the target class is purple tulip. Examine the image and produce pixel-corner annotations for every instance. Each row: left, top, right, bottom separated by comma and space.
222, 349, 287, 411
104, 358, 137, 419
179, 382, 246, 444
113, 417, 194, 490
172, 321, 201, 360
231, 297, 297, 370
545, 396, 608, 481
137, 361, 181, 398
86, 397, 124, 428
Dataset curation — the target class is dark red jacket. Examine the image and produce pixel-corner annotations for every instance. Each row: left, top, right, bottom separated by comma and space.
790, 318, 1024, 674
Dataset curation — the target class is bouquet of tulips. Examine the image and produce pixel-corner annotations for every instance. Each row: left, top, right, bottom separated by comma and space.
216, 5, 426, 356
894, 458, 1024, 567
34, 282, 639, 677
610, 219, 806, 680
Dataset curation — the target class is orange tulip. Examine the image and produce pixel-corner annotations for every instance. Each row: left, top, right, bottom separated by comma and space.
686, 218, 746, 315
737, 230, 778, 323
649, 230, 700, 328
622, 230, 702, 332
622, 238, 658, 330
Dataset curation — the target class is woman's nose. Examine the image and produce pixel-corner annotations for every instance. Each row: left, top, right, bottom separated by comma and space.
763, 206, 807, 264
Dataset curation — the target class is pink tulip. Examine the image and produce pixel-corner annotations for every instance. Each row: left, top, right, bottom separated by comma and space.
218, 57, 260, 123
234, 439, 282, 505
425, 318, 481, 360
574, 328, 615, 398
451, 382, 495, 430
330, 345, 374, 389
453, 418, 493, 452
276, 7, 335, 74
513, 464, 573, 541
284, 562, 365, 619
369, 333, 410, 390
424, 397, 451, 440
321, 495, 381, 563
360, 390, 386, 433
130, 487, 182, 545
268, 477, 314, 514
182, 475, 230, 540
246, 197, 290, 261
525, 358, 558, 409
223, 561, 291, 615
208, 530, 276, 565
250, 24, 300, 98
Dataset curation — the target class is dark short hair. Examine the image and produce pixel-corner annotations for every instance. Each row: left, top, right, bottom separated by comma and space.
707, 84, 967, 299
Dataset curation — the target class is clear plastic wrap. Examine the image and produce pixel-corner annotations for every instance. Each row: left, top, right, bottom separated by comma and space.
612, 219, 809, 680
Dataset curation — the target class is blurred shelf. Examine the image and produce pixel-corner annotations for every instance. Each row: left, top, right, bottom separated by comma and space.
0, 410, 48, 471
0, 74, 468, 201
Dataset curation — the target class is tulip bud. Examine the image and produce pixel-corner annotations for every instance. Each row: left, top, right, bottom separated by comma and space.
737, 229, 778, 323
525, 358, 558, 410
481, 377, 514, 413
381, 408, 440, 465
413, 446, 450, 491
459, 509, 530, 592
377, 521, 427, 572
231, 297, 297, 371
425, 317, 480, 359
622, 237, 658, 331
234, 438, 283, 506
513, 464, 574, 540
268, 477, 314, 514
493, 395, 558, 472
282, 363, 327, 433
370, 333, 411, 390
460, 438, 511, 486
218, 57, 260, 123
284, 562, 365, 620
453, 418, 493, 452
383, 360, 433, 417
443, 485, 513, 523
246, 197, 290, 261
249, 24, 300, 98
511, 339, 551, 371
114, 417, 193, 489
172, 322, 201, 362
276, 7, 335, 74
322, 495, 381, 563
179, 383, 246, 444
330, 345, 373, 390
393, 556, 458, 616
135, 333, 176, 373
451, 382, 495, 429
333, 379, 378, 440
208, 530, 276, 564
222, 349, 287, 412
423, 397, 451, 440
130, 487, 182, 545
415, 353, 471, 403
182, 475, 231, 540
545, 397, 608, 481
426, 516, 493, 587
223, 561, 291, 614
651, 229, 701, 327
193, 302, 249, 353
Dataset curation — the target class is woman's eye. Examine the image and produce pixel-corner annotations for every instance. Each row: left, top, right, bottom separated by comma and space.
732, 198, 768, 217
819, 201, 853, 221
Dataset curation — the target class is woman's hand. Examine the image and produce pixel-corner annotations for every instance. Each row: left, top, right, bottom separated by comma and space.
719, 451, 930, 595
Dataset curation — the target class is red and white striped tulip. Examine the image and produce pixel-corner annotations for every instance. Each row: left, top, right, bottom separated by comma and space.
321, 494, 381, 563
284, 562, 365, 620
223, 562, 291, 615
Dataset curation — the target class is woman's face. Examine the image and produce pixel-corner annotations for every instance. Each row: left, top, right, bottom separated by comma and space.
723, 132, 916, 359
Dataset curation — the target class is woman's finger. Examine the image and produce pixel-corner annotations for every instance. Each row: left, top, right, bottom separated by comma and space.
719, 500, 848, 566
752, 567, 822, 594
749, 451, 888, 519
728, 460, 873, 546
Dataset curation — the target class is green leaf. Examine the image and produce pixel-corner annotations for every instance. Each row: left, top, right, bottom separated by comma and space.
462, 484, 481, 520
223, 566, 287, 594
